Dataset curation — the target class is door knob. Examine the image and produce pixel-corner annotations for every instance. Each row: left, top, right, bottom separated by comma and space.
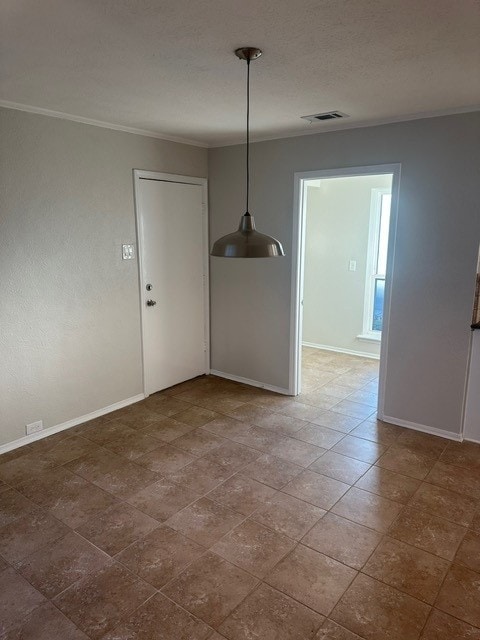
146, 299, 157, 306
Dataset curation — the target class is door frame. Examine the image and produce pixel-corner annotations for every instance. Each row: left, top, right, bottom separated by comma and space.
133, 170, 210, 397
289, 163, 401, 419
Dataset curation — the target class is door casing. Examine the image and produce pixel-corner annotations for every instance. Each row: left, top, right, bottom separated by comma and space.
290, 163, 401, 419
133, 170, 210, 397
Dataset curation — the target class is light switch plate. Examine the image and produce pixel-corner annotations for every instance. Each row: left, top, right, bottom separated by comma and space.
349, 260, 357, 272
122, 244, 135, 260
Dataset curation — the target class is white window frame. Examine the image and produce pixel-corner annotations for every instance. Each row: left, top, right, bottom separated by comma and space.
358, 187, 391, 341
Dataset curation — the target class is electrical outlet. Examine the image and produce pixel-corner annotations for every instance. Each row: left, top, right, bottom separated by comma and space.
349, 260, 357, 272
26, 420, 43, 435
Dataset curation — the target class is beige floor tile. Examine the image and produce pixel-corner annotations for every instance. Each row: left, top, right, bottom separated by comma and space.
140, 417, 197, 441
162, 551, 258, 628
435, 563, 480, 627
298, 391, 341, 410
302, 512, 382, 570
346, 389, 377, 407
38, 436, 101, 466
166, 497, 243, 547
331, 573, 430, 640
363, 536, 449, 604
355, 465, 420, 503
0, 509, 69, 564
295, 424, 346, 449
75, 502, 159, 556
135, 443, 196, 474
174, 405, 218, 427
266, 544, 356, 616
79, 420, 135, 445
202, 415, 253, 439
201, 441, 260, 473
376, 444, 436, 480
388, 506, 467, 560
425, 460, 480, 500
167, 456, 234, 492
207, 475, 275, 516
254, 412, 309, 435
17, 531, 108, 598
241, 454, 303, 489
454, 529, 480, 573
101, 430, 160, 460
331, 487, 403, 532
409, 482, 477, 527
18, 467, 118, 528
283, 470, 350, 510
420, 608, 480, 639
172, 429, 226, 456
311, 412, 363, 434
232, 425, 284, 452
212, 519, 295, 578
395, 430, 448, 459
330, 400, 375, 421
226, 403, 273, 425
147, 396, 192, 417
1, 601, 88, 640
349, 419, 401, 445
331, 436, 387, 464
278, 401, 324, 422
101, 592, 212, 640
127, 479, 200, 521
53, 560, 154, 639
116, 525, 204, 588
310, 451, 370, 484
315, 619, 364, 639
252, 492, 325, 540
440, 441, 480, 471
0, 567, 46, 636
219, 583, 324, 639
270, 437, 326, 467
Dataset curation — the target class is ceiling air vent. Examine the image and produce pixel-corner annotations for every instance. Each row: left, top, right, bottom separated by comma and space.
301, 111, 349, 123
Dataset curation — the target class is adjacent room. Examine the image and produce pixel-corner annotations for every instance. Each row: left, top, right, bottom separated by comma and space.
1, 1, 480, 639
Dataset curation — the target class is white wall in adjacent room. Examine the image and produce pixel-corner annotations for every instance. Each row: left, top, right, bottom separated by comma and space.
303, 174, 392, 358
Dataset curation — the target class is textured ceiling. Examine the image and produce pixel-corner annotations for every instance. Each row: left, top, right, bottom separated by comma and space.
1, 0, 479, 146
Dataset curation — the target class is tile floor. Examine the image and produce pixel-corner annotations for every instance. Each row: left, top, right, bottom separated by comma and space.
1, 348, 480, 639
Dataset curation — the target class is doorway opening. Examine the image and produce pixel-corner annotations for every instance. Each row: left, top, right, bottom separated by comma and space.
290, 165, 400, 424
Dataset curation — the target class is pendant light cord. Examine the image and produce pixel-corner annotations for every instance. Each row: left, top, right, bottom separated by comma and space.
246, 56, 250, 215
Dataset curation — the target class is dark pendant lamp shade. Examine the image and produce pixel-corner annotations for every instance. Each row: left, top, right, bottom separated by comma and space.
211, 47, 285, 259
211, 213, 284, 258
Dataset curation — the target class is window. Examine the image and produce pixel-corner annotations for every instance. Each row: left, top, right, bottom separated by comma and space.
361, 189, 392, 339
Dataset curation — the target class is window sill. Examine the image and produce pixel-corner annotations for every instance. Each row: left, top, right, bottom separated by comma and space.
357, 333, 381, 343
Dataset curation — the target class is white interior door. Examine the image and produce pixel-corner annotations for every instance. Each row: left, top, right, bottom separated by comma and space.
136, 175, 208, 395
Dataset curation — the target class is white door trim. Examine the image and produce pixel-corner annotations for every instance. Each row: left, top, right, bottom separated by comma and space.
133, 170, 210, 396
290, 163, 401, 419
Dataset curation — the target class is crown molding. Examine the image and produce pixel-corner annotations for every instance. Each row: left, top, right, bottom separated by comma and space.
0, 100, 208, 148
210, 105, 480, 148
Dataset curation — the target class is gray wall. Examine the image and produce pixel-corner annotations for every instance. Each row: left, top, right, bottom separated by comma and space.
303, 175, 392, 357
209, 112, 480, 436
0, 107, 207, 447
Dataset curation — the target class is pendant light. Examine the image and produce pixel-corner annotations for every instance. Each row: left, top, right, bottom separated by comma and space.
211, 47, 285, 258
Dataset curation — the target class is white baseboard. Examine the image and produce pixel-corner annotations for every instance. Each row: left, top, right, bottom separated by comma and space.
210, 369, 291, 396
464, 436, 480, 445
302, 341, 380, 361
379, 413, 462, 442
0, 394, 145, 455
